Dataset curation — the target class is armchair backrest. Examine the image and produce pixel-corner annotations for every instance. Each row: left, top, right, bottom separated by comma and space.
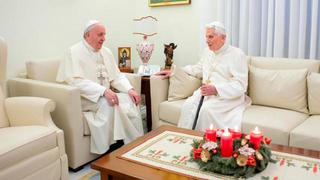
26, 59, 142, 93
0, 37, 7, 95
249, 56, 320, 72
0, 36, 9, 128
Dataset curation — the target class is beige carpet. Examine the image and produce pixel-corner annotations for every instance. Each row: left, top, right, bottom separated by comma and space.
69, 164, 100, 180
122, 131, 320, 179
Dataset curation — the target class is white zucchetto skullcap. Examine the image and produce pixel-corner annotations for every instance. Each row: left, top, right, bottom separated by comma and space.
206, 21, 226, 36
84, 20, 101, 35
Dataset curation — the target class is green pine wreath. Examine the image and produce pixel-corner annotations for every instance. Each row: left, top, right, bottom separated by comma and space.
190, 134, 276, 179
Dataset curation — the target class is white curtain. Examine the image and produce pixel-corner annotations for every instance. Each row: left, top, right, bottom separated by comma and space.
218, 0, 320, 59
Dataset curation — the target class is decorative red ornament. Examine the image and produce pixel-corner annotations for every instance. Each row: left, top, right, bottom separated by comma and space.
264, 137, 272, 145
233, 153, 238, 159
193, 147, 203, 160
247, 156, 256, 166
249, 155, 254, 159
212, 149, 217, 154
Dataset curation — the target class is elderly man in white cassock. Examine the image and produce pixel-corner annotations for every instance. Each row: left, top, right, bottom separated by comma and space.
157, 21, 251, 131
56, 20, 144, 154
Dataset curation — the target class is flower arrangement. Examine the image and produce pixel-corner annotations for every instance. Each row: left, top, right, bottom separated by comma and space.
190, 128, 275, 179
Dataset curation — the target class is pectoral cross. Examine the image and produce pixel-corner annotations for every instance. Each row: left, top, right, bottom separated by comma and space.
97, 71, 105, 86
96, 58, 106, 86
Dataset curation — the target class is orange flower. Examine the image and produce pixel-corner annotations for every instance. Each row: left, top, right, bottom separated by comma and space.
200, 149, 211, 163
237, 155, 248, 166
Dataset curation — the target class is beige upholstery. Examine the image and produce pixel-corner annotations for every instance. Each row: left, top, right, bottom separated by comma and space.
150, 75, 169, 129
0, 37, 6, 95
308, 73, 320, 114
8, 59, 142, 170
250, 56, 320, 72
168, 65, 201, 101
249, 67, 308, 113
0, 87, 8, 128
242, 105, 308, 145
0, 37, 68, 180
150, 56, 320, 151
159, 100, 185, 125
290, 115, 320, 151
26, 59, 60, 82
0, 37, 8, 128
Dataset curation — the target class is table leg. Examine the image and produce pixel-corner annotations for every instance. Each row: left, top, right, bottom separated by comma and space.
141, 77, 152, 132
100, 172, 110, 180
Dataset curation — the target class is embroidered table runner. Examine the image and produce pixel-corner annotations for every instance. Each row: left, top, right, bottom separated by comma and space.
121, 131, 320, 180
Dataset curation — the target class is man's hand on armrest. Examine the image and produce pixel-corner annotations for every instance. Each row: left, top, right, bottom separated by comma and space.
128, 88, 141, 106
155, 69, 172, 79
103, 89, 119, 106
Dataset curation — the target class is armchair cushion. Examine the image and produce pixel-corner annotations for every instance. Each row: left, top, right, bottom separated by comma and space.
159, 99, 185, 124
242, 105, 308, 145
168, 65, 201, 101
26, 59, 60, 82
308, 73, 320, 114
290, 115, 320, 151
0, 126, 56, 170
249, 66, 308, 113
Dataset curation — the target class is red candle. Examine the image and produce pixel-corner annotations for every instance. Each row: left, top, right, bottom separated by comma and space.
250, 127, 263, 149
205, 124, 216, 142
221, 128, 233, 157
230, 126, 242, 139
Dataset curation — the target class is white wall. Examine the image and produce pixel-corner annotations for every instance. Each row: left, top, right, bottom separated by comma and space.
0, 0, 219, 78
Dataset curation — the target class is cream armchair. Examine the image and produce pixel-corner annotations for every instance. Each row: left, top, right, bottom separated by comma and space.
7, 58, 142, 170
0, 37, 68, 180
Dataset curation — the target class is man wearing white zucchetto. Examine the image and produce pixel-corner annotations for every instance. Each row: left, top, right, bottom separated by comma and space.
157, 21, 251, 131
56, 20, 143, 154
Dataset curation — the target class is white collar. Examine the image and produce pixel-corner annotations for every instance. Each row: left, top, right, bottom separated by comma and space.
82, 39, 100, 53
213, 42, 229, 55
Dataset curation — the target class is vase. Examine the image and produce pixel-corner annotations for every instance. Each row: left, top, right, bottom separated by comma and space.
136, 36, 154, 75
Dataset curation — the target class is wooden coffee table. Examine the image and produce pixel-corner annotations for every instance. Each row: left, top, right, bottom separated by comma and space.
91, 125, 320, 180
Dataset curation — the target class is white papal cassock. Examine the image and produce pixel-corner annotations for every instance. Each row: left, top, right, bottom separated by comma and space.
178, 43, 251, 131
56, 40, 143, 154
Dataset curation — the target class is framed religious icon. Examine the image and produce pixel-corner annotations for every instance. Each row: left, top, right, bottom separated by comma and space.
118, 47, 133, 73
149, 0, 191, 7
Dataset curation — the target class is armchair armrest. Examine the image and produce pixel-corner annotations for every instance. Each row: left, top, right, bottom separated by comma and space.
123, 73, 141, 94
7, 78, 83, 151
5, 96, 67, 160
150, 75, 169, 129
5, 97, 55, 127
